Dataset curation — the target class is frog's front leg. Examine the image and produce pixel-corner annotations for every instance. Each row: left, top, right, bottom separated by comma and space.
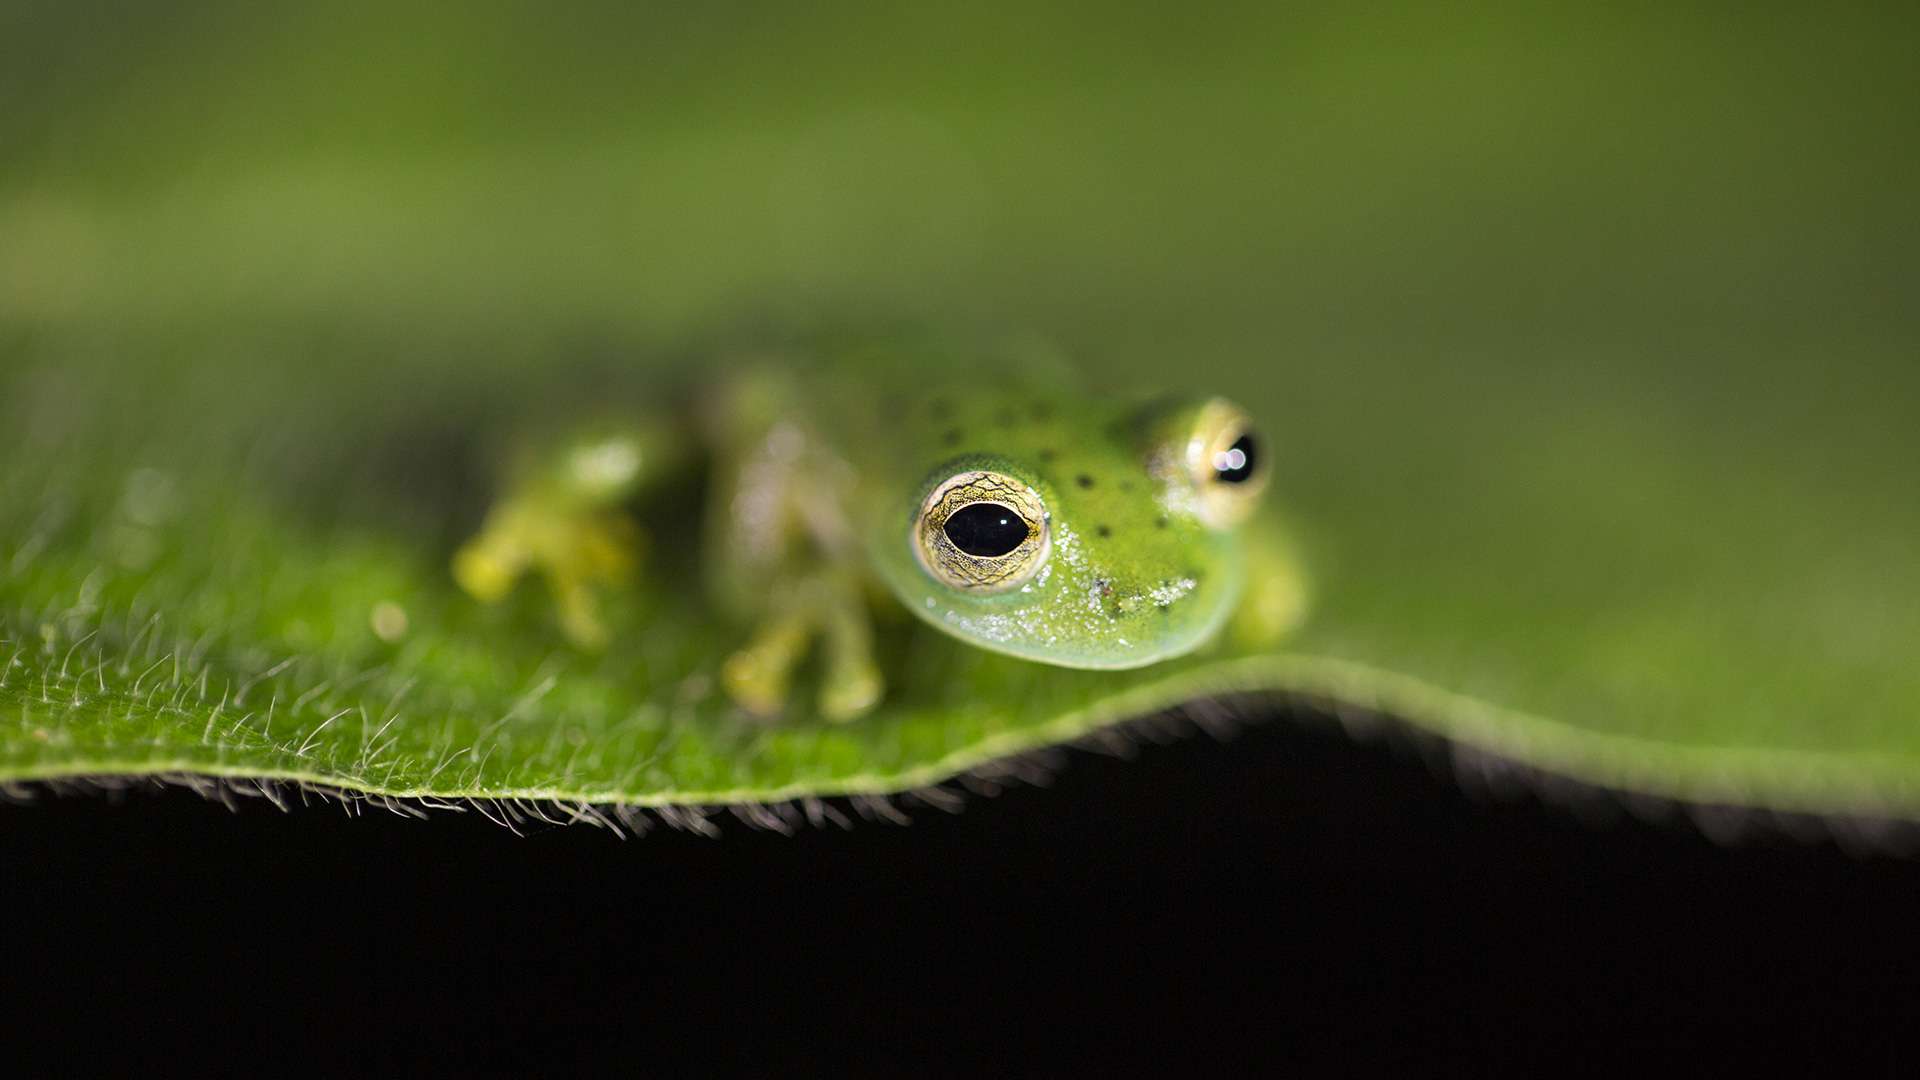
454, 423, 682, 648
720, 567, 883, 722
1229, 516, 1311, 650
814, 568, 884, 719
707, 409, 884, 723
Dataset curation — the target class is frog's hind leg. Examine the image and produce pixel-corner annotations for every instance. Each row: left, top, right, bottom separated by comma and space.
455, 423, 684, 648
533, 510, 642, 648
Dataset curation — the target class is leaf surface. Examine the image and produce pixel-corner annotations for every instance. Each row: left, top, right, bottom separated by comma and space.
3, 2, 1916, 816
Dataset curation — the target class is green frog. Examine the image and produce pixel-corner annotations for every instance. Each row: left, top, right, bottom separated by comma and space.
453, 338, 1306, 721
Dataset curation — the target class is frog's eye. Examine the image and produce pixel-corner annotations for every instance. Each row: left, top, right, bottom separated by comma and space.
914, 470, 1051, 593
1185, 398, 1269, 527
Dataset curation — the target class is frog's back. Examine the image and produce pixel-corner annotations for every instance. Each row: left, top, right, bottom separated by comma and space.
793, 333, 1088, 496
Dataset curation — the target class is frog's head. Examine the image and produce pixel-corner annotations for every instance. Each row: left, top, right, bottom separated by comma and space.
873, 395, 1270, 669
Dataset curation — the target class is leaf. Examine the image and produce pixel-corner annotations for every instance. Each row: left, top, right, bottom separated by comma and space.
3, 2, 1918, 818
4, 329, 1918, 818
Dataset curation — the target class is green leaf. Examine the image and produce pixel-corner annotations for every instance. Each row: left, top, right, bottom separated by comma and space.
4, 2, 1917, 817
5, 330, 1917, 818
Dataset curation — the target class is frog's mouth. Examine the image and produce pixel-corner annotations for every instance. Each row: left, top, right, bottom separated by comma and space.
891, 549, 1246, 671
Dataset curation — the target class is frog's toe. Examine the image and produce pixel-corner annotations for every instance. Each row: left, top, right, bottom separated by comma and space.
550, 575, 614, 650
817, 592, 883, 721
721, 611, 813, 718
453, 542, 523, 604
818, 662, 882, 722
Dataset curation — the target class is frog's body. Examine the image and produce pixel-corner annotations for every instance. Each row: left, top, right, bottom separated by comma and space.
455, 339, 1306, 721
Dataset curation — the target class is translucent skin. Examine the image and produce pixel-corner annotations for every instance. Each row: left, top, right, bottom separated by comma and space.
456, 338, 1300, 719
793, 346, 1258, 670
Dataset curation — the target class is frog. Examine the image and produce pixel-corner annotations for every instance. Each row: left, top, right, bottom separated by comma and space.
452, 337, 1307, 722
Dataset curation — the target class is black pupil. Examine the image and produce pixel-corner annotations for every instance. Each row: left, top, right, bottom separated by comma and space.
1214, 433, 1259, 484
944, 503, 1031, 558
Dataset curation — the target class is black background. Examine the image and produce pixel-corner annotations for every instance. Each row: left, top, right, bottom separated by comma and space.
7, 707, 1918, 1076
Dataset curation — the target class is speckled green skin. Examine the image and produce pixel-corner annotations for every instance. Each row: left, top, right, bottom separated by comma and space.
458, 338, 1295, 717
807, 353, 1247, 669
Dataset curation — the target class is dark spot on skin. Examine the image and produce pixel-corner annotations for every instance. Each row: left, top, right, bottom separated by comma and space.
943, 428, 965, 447
1038, 449, 1057, 464
1076, 474, 1095, 489
1155, 516, 1169, 529
1096, 524, 1112, 538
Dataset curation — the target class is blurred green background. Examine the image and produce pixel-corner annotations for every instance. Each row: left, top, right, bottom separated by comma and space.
2, 1, 1916, 813
3, 2, 1913, 342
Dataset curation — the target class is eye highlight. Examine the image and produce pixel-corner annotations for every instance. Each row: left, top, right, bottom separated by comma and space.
1185, 398, 1269, 527
915, 471, 1051, 593
1212, 433, 1259, 484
